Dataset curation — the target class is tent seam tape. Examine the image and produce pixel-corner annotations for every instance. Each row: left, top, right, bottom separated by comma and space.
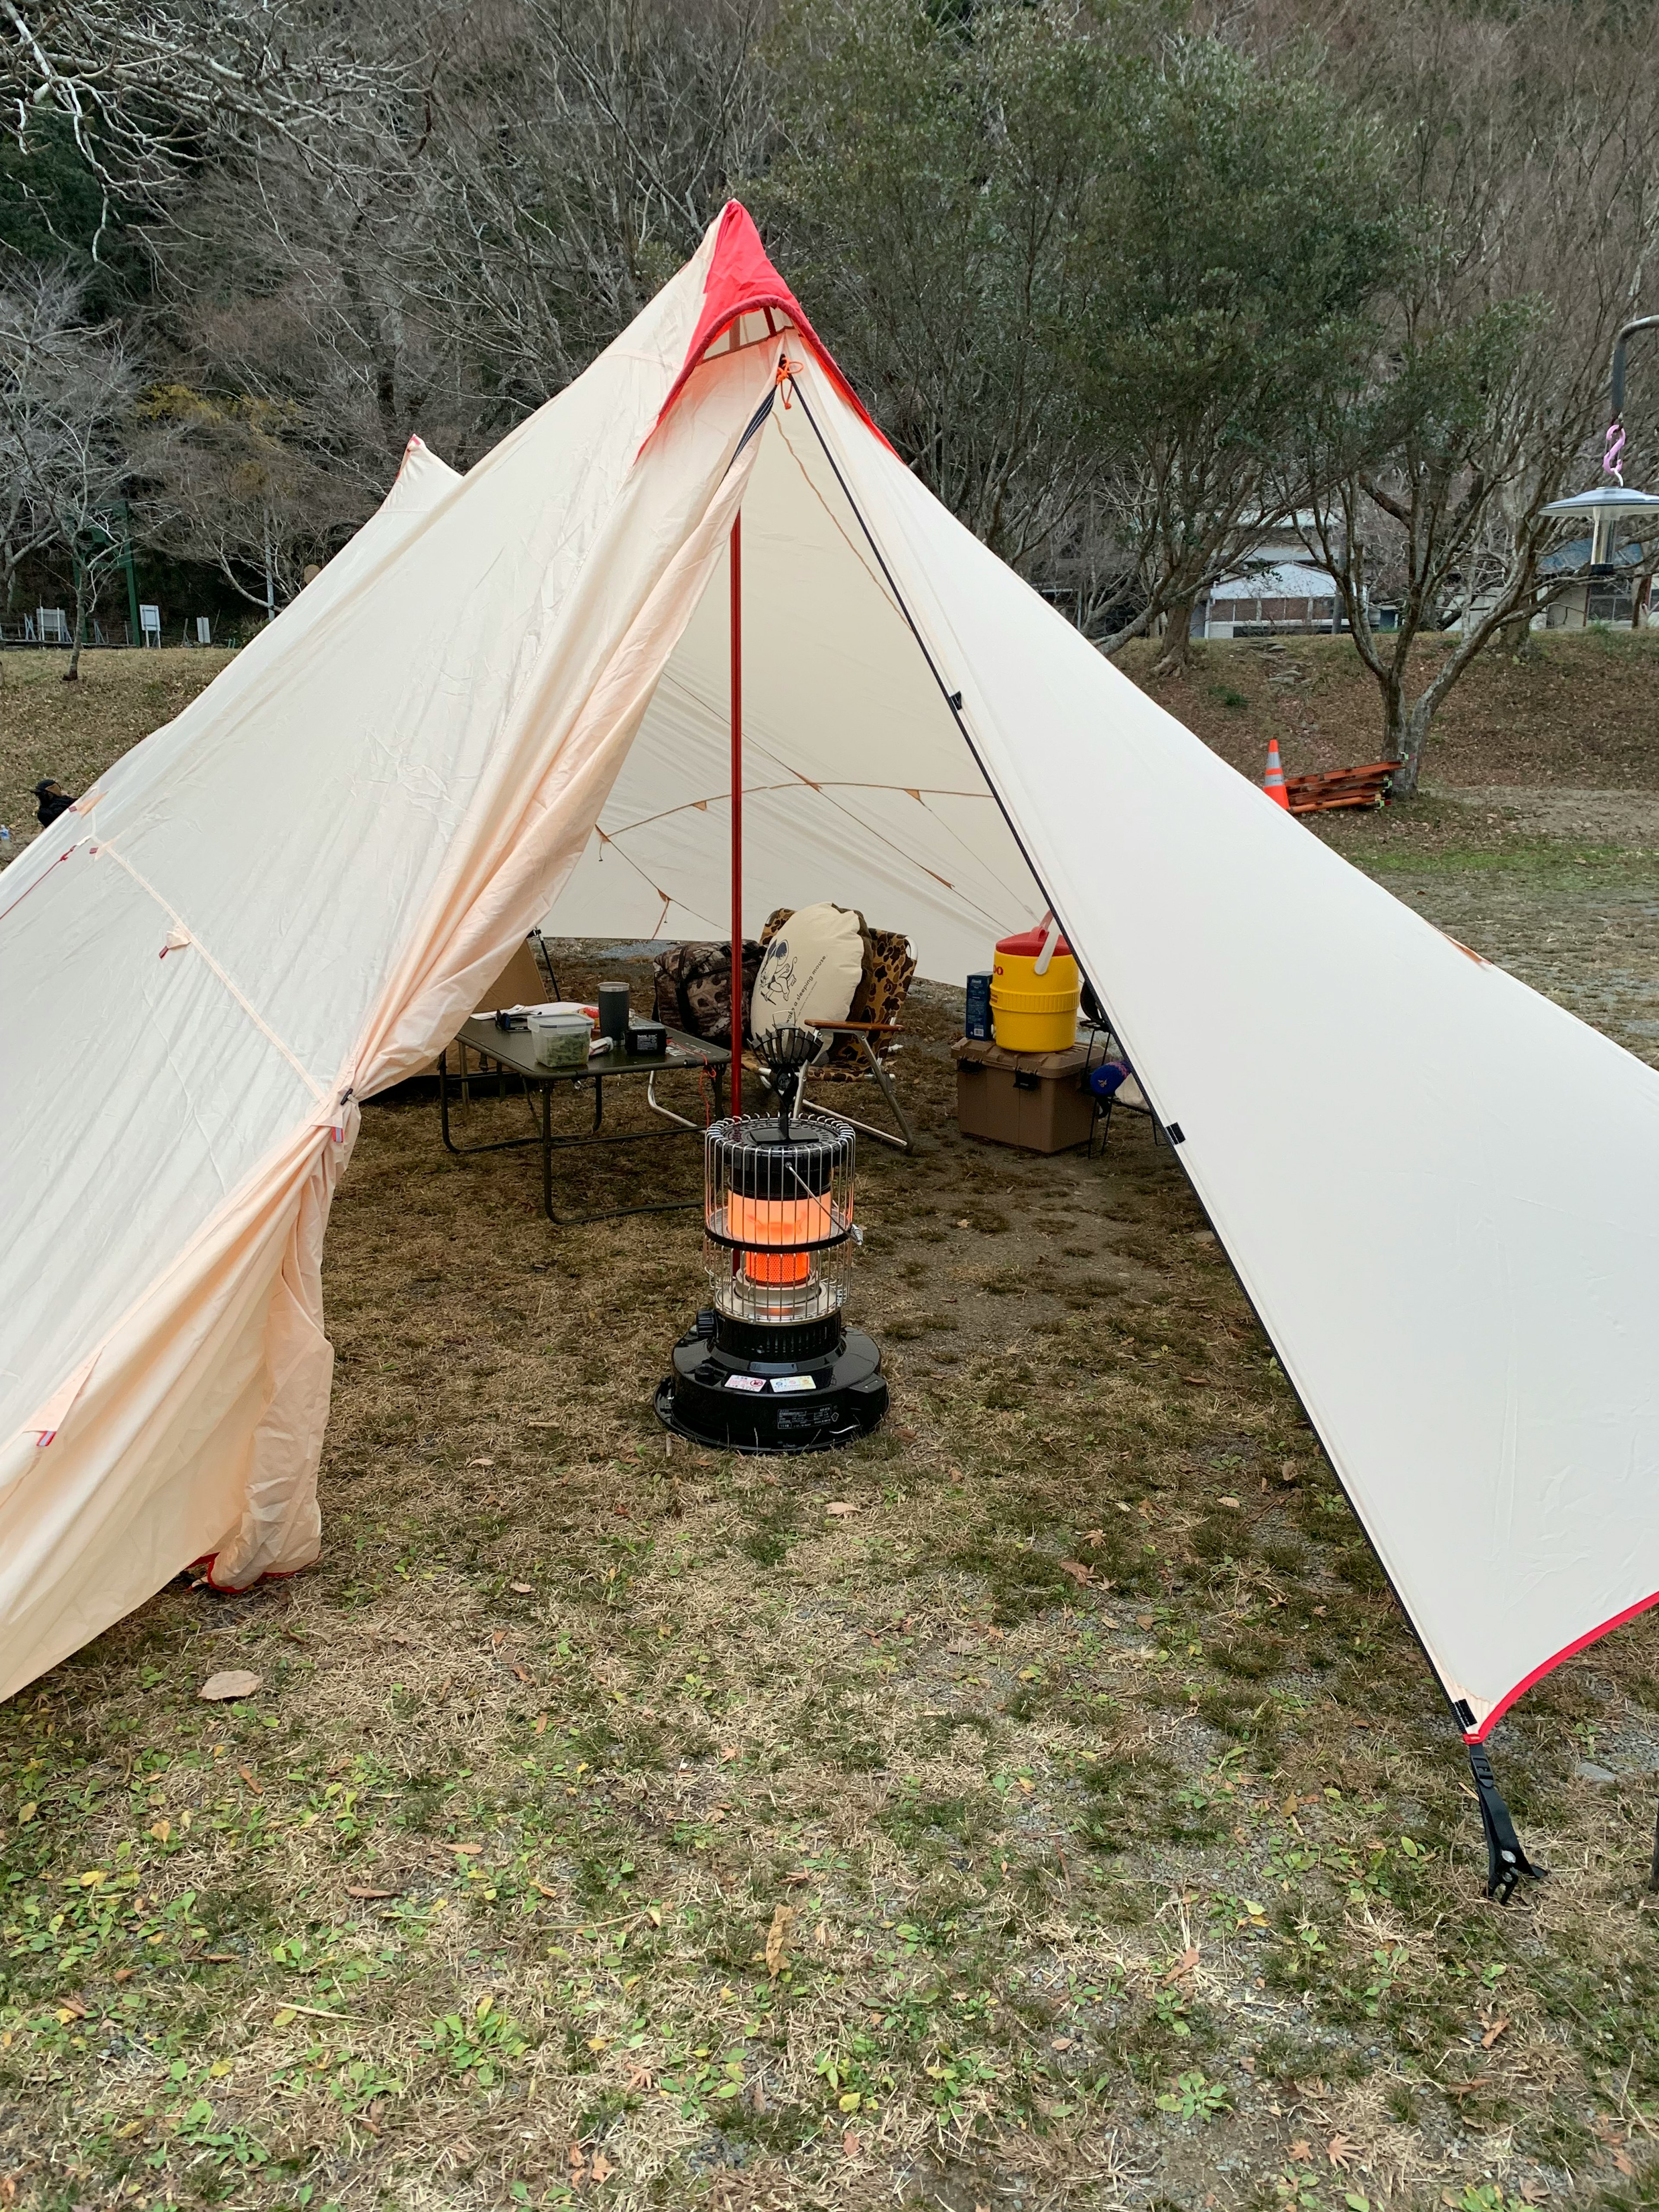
98, 842, 327, 1103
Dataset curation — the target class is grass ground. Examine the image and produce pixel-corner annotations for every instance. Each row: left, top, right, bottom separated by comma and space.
7, 644, 1659, 2212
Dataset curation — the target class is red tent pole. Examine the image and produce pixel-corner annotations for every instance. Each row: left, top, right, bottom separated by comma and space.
729, 513, 743, 1118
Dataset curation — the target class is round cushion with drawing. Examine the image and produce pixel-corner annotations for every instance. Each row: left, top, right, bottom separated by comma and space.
749, 902, 868, 1036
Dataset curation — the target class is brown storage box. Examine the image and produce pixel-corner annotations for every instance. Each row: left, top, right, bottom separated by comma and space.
952, 1036, 1095, 1155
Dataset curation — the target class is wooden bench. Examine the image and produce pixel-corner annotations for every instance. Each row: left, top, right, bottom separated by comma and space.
1285, 761, 1398, 815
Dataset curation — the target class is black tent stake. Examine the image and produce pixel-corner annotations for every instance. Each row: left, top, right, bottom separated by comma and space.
1467, 1745, 1545, 1904
1648, 1803, 1659, 1894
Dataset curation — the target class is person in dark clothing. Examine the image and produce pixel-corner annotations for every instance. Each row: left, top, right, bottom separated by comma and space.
34, 779, 76, 828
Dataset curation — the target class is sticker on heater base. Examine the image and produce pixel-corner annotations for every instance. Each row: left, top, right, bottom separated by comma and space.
769, 1374, 817, 1393
724, 1375, 766, 1392
722, 1373, 817, 1393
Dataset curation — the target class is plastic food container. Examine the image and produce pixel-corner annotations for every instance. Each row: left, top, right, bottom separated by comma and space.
527, 1011, 593, 1071
990, 925, 1079, 1051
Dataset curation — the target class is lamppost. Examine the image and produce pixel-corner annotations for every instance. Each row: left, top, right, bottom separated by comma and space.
1541, 315, 1659, 622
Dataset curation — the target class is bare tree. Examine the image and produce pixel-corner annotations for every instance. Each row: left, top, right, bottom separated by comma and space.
129, 382, 366, 614
0, 265, 66, 609
2, 0, 394, 229
0, 258, 136, 672
423, 0, 779, 412
1294, 4, 1659, 792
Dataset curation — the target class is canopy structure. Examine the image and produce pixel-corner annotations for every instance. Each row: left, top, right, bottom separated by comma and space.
5, 208, 1659, 1798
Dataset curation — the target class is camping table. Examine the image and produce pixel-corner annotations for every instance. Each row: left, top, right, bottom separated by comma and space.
438, 1019, 728, 1227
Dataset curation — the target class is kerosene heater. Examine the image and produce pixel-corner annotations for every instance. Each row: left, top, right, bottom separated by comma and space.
655, 1028, 887, 1452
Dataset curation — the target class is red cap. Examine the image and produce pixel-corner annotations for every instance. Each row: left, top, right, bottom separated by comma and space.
996, 926, 1073, 958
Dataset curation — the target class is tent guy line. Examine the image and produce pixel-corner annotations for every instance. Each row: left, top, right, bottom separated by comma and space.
95, 837, 329, 1104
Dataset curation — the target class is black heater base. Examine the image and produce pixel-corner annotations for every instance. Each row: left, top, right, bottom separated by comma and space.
655, 1310, 888, 1454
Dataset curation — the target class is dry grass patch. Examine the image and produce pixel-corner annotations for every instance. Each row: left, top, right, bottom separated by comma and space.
8, 647, 1659, 2209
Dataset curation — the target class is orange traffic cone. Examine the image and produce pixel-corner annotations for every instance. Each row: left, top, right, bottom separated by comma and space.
1263, 738, 1290, 810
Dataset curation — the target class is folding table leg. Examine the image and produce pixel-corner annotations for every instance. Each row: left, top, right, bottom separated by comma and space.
800, 1035, 915, 1153
542, 1083, 553, 1220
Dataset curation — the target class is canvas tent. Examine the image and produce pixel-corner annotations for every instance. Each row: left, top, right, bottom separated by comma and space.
4, 207, 1659, 1874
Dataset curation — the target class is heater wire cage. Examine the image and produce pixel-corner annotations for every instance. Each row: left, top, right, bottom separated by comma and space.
703, 1113, 856, 1327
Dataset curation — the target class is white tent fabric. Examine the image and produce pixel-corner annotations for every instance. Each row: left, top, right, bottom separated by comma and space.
5, 202, 1659, 1746
0, 225, 778, 1694
544, 405, 1041, 975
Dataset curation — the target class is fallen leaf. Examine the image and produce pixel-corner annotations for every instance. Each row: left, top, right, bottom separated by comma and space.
1160, 1945, 1199, 1984
1219, 1496, 1241, 1508
198, 1670, 261, 1701
1481, 2015, 1510, 2048
1058, 1560, 1094, 1586
469, 1457, 496, 1468
272, 2007, 297, 2028
450, 1842, 483, 1856
1135, 1613, 1155, 1630
56, 1997, 87, 2020
843, 2130, 860, 2158
782, 1869, 810, 1886
535, 1713, 549, 1734
1051, 2035, 1074, 2051
1082, 1528, 1105, 1545
957, 1218, 971, 1228
1614, 2149, 1637, 2178
1017, 1776, 1034, 1794
237, 1767, 263, 1792
946, 1637, 979, 1655
510, 1583, 533, 1595
1290, 2140, 1313, 2162
825, 1501, 860, 1516
113, 1967, 135, 1983
1327, 2134, 1358, 2170
765, 1904, 794, 1977
346, 1886, 399, 1901
512, 1665, 530, 1683
1181, 1374, 1208, 1386
589, 2151, 615, 2185
17, 1803, 35, 1823
625, 2063, 654, 2090
719, 1746, 741, 1762
147, 1820, 171, 1844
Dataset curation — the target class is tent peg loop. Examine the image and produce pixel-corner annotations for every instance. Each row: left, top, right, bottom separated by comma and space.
1467, 1744, 1545, 1905
1647, 1804, 1659, 1894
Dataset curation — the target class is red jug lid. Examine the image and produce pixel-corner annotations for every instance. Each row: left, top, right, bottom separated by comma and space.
996, 926, 1073, 958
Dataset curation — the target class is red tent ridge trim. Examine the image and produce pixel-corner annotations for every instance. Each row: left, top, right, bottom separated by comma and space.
644, 202, 893, 458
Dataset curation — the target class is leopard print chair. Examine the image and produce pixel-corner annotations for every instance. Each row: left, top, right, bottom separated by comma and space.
750, 907, 918, 1150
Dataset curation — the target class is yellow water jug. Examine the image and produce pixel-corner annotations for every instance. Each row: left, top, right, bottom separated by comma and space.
990, 925, 1079, 1051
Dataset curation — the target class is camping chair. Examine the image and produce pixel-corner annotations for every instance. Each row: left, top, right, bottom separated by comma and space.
751, 910, 919, 1152
1080, 1016, 1167, 1158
